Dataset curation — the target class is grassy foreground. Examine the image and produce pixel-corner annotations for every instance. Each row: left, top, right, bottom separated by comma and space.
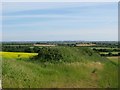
0, 47, 118, 88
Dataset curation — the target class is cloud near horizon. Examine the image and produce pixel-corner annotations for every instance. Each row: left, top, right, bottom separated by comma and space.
2, 2, 118, 41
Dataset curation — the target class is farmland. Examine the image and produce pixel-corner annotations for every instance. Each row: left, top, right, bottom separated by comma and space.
106, 56, 119, 65
1, 1, 118, 89
0, 42, 119, 88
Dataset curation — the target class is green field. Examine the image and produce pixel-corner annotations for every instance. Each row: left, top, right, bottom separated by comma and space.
107, 56, 119, 65
99, 52, 118, 54
1, 47, 118, 88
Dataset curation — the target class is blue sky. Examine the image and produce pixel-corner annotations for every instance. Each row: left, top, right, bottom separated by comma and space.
2, 2, 118, 41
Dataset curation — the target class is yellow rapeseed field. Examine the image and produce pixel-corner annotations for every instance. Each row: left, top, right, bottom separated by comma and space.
0, 52, 37, 59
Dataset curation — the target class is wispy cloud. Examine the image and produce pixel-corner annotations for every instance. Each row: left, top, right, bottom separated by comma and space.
3, 28, 118, 41
2, 2, 118, 41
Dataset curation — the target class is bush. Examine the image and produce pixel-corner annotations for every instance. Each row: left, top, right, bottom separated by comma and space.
37, 47, 63, 62
108, 52, 112, 56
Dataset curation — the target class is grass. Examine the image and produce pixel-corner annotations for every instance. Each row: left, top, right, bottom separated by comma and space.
1, 47, 118, 88
107, 56, 119, 65
0, 54, 1, 81
98, 61, 118, 88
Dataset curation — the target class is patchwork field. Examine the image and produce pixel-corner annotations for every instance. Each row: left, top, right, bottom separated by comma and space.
107, 56, 119, 65
0, 47, 118, 88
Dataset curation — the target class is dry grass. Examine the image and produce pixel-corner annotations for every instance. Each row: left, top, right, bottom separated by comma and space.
76, 44, 96, 46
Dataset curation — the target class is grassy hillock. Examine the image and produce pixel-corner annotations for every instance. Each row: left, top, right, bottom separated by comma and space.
33, 47, 106, 63
1, 47, 118, 88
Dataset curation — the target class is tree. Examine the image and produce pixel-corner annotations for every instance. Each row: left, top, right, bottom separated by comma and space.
108, 52, 112, 56
37, 47, 63, 61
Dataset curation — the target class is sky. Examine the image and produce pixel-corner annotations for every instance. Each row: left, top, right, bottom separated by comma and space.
2, 2, 118, 41
1, 0, 119, 2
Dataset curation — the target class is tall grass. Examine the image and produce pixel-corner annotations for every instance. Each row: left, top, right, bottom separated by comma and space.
1, 47, 118, 88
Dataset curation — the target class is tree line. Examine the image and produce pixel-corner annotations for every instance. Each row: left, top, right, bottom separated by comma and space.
93, 48, 119, 52
2, 45, 40, 53
100, 52, 120, 56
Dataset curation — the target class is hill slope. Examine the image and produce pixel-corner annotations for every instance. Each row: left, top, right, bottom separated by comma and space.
34, 47, 106, 63
1, 47, 118, 88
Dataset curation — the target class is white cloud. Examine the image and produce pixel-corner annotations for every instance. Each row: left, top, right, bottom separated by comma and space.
3, 2, 117, 14
2, 2, 118, 41
3, 2, 98, 13
3, 28, 118, 41
1, 0, 119, 2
